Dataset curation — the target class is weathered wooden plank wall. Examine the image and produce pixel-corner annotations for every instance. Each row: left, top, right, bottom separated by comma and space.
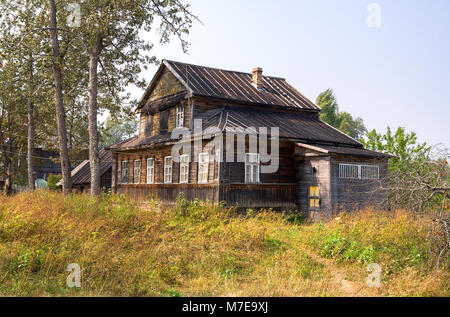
295, 156, 332, 219
220, 184, 297, 209
119, 184, 220, 203
330, 156, 389, 212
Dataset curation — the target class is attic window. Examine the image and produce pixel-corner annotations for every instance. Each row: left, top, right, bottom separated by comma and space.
159, 110, 168, 133
176, 105, 184, 128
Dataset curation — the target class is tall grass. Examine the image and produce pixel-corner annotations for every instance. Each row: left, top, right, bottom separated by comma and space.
0, 191, 448, 297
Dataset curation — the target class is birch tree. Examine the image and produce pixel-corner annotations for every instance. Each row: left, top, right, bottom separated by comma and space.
67, 0, 198, 196
47, 0, 72, 194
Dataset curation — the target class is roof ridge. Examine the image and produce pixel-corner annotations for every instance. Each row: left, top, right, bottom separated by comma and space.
163, 59, 286, 81
264, 76, 299, 108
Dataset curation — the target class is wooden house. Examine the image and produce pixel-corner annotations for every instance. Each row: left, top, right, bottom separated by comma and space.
108, 60, 391, 219
33, 149, 62, 181
59, 149, 112, 192
1, 148, 61, 192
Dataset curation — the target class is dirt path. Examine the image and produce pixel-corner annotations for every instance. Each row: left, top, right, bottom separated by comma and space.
306, 251, 366, 297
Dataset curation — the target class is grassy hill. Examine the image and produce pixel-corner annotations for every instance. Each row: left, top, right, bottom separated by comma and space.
0, 191, 448, 296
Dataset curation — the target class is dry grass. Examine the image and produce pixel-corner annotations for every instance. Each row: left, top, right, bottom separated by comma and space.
0, 191, 448, 297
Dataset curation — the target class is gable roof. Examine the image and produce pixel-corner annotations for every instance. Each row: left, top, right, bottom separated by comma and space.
139, 60, 320, 111
58, 149, 112, 186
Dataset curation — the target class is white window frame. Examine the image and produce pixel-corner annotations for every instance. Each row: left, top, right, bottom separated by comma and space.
146, 158, 154, 184
179, 154, 189, 184
133, 160, 141, 184
361, 165, 380, 180
245, 153, 260, 183
339, 163, 379, 180
197, 152, 209, 184
176, 105, 184, 128
164, 156, 173, 184
121, 161, 129, 184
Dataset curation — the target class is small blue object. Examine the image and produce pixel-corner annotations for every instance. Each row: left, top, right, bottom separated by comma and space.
35, 178, 47, 189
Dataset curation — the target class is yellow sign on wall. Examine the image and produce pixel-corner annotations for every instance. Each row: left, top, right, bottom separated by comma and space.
309, 186, 320, 208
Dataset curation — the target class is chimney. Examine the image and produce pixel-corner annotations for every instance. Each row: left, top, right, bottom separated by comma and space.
252, 67, 263, 89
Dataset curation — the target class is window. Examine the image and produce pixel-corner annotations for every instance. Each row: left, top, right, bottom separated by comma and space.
309, 186, 320, 209
339, 163, 379, 180
133, 160, 141, 184
164, 156, 173, 183
160, 110, 168, 133
339, 164, 359, 179
176, 105, 184, 128
361, 165, 379, 179
245, 153, 260, 183
179, 154, 189, 183
146, 158, 154, 184
198, 153, 209, 184
121, 161, 129, 184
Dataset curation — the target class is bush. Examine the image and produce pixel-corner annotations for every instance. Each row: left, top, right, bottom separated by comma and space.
46, 174, 62, 190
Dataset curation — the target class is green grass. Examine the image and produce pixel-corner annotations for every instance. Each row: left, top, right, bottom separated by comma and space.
0, 191, 448, 297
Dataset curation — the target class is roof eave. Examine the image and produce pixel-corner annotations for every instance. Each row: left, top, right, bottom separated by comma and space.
191, 94, 321, 113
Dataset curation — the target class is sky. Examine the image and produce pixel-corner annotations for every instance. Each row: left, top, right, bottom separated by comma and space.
128, 0, 450, 148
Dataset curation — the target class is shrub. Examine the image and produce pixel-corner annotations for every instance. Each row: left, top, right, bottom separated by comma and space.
46, 174, 62, 190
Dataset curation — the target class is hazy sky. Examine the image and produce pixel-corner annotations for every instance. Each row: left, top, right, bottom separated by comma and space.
128, 0, 450, 147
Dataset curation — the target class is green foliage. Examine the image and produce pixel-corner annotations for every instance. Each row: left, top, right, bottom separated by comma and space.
166, 288, 182, 297
319, 230, 350, 259
284, 211, 306, 225
360, 127, 449, 212
99, 115, 137, 148
316, 89, 367, 139
305, 210, 436, 271
264, 236, 285, 254
46, 174, 62, 190
0, 0, 199, 191
175, 192, 228, 222
12, 248, 43, 273
296, 255, 324, 279
361, 126, 431, 172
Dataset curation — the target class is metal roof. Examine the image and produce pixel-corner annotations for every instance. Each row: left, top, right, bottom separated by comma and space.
140, 60, 321, 111
200, 107, 362, 147
108, 133, 178, 152
296, 143, 392, 158
59, 149, 112, 186
110, 107, 368, 151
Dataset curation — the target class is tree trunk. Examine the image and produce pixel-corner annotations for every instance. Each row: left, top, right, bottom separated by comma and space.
88, 51, 100, 196
4, 160, 12, 195
27, 57, 35, 190
49, 0, 71, 195
27, 99, 35, 190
